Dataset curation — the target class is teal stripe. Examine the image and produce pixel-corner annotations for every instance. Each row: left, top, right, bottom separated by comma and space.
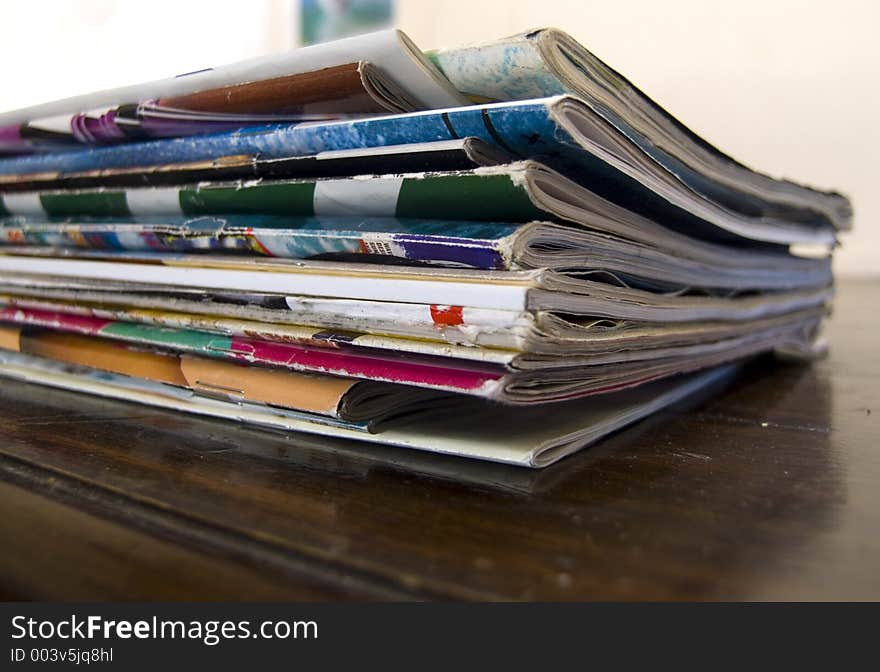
100, 322, 233, 354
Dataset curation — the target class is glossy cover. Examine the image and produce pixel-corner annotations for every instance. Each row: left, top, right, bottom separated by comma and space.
0, 63, 416, 154
0, 167, 546, 223
0, 215, 517, 269
0, 96, 846, 244
0, 98, 580, 176
0, 138, 507, 191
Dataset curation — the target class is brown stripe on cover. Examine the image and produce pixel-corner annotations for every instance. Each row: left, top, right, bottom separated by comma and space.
158, 63, 388, 115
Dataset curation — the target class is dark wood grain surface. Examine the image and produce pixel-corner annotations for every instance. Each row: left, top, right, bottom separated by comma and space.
1, 279, 877, 601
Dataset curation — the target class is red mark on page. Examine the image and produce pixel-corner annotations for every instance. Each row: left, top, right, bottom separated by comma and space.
430, 305, 464, 328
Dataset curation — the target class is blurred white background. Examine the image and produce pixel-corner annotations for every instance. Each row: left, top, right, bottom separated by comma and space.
1, 0, 875, 275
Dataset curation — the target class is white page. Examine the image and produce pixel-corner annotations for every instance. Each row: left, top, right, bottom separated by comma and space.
0, 255, 532, 310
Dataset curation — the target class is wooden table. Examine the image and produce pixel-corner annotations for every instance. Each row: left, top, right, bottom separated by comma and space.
1, 278, 877, 601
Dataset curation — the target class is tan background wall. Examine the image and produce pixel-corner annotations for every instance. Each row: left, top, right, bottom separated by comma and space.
1, 0, 875, 274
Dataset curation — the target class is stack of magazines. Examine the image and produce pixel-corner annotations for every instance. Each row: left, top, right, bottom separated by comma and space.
0, 29, 850, 467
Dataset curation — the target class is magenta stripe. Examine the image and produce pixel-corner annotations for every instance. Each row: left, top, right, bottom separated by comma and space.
226, 336, 503, 391
0, 125, 23, 143
0, 306, 113, 334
